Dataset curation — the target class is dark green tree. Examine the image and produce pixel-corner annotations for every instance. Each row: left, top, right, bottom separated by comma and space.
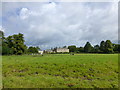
12, 33, 26, 55
2, 33, 26, 55
94, 45, 100, 53
100, 41, 105, 53
63, 46, 67, 48
0, 31, 3, 54
6, 36, 13, 48
36, 46, 41, 51
0, 30, 4, 40
2, 44, 13, 55
1, 31, 13, 55
84, 42, 93, 53
104, 40, 114, 53
27, 46, 39, 54
68, 45, 77, 52
78, 47, 84, 53
113, 44, 119, 53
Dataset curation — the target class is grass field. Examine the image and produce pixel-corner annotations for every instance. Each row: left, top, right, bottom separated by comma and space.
2, 54, 118, 88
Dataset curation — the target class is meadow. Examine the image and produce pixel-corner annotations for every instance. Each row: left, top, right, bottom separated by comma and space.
2, 54, 118, 88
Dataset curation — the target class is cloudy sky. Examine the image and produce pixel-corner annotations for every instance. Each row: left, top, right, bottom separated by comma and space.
1, 2, 118, 50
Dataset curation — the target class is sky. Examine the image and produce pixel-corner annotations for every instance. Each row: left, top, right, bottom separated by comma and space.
0, 2, 118, 50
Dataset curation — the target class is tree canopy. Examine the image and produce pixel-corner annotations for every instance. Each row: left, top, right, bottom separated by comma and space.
27, 46, 39, 54
84, 42, 93, 53
1, 31, 120, 55
2, 32, 27, 55
68, 45, 77, 52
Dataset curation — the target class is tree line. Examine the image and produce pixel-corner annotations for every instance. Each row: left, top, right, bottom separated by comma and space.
0, 31, 120, 55
0, 31, 40, 55
68, 40, 120, 53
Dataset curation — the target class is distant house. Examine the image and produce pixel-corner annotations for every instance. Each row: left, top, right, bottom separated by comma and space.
55, 48, 69, 53
44, 49, 54, 53
38, 50, 43, 55
43, 48, 69, 54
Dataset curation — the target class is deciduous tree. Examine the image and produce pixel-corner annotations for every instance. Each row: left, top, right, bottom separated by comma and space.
84, 42, 93, 53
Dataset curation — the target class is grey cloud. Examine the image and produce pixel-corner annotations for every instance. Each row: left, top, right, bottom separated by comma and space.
2, 2, 118, 49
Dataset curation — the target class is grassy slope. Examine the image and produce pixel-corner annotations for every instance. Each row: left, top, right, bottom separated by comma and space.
2, 54, 118, 88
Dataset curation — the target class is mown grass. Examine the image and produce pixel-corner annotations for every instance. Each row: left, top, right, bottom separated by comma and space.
2, 54, 118, 88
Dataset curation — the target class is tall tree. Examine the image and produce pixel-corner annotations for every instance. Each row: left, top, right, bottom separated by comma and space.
11, 33, 26, 55
3, 33, 26, 55
84, 42, 93, 53
6, 36, 13, 48
68, 45, 77, 52
78, 47, 84, 53
0, 30, 4, 40
113, 44, 119, 53
1, 31, 13, 55
94, 45, 100, 53
100, 41, 105, 53
27, 46, 39, 54
104, 40, 114, 53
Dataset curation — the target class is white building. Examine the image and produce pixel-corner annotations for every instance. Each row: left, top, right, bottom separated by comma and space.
56, 48, 69, 53
38, 50, 43, 55
44, 49, 54, 53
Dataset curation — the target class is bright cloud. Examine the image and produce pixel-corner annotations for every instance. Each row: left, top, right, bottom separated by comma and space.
20, 8, 29, 19
0, 26, 5, 32
2, 2, 118, 49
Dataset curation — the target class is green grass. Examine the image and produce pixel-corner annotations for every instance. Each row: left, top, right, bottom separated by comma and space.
2, 54, 118, 88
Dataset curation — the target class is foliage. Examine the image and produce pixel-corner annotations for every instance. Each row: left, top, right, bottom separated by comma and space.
1, 31, 120, 54
94, 45, 100, 53
100, 41, 105, 53
68, 45, 77, 52
27, 46, 39, 54
113, 44, 119, 53
84, 42, 93, 53
104, 40, 114, 53
67, 40, 119, 54
2, 31, 27, 55
77, 47, 84, 53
